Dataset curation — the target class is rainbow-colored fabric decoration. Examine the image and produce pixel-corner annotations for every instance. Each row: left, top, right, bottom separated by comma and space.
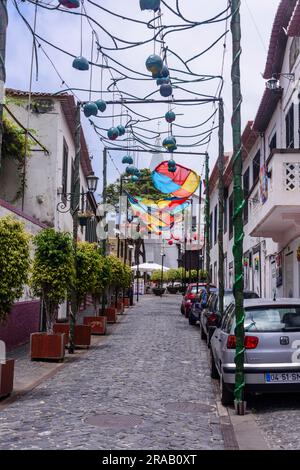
127, 194, 190, 233
152, 161, 200, 198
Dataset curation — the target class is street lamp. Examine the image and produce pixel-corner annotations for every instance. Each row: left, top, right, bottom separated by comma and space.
57, 172, 99, 214
160, 240, 166, 295
86, 172, 99, 193
266, 73, 294, 92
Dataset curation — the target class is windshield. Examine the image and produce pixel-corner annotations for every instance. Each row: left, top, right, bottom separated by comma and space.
244, 307, 300, 332
191, 286, 205, 294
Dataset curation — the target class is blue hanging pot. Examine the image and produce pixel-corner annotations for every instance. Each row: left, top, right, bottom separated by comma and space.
131, 175, 139, 182
168, 159, 176, 168
126, 165, 137, 175
59, 0, 80, 8
107, 127, 119, 140
160, 83, 173, 97
165, 111, 176, 123
95, 99, 107, 113
72, 56, 89, 71
83, 102, 98, 117
140, 0, 161, 11
146, 55, 163, 75
117, 125, 126, 136
161, 65, 169, 78
168, 166, 176, 173
163, 136, 177, 152
122, 155, 133, 164
156, 77, 170, 86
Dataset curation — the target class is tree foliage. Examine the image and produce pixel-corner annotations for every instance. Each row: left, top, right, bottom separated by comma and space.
150, 269, 168, 282
31, 229, 75, 332
105, 255, 132, 288
0, 216, 31, 323
75, 242, 104, 307
106, 169, 167, 207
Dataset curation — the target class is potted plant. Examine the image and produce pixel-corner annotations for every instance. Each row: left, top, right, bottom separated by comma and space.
30, 229, 75, 360
103, 256, 128, 323
78, 210, 94, 227
84, 248, 110, 335
166, 269, 180, 294
151, 270, 166, 295
0, 216, 30, 397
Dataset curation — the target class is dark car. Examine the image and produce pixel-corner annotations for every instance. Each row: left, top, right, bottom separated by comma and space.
181, 283, 215, 317
189, 288, 218, 325
200, 290, 260, 346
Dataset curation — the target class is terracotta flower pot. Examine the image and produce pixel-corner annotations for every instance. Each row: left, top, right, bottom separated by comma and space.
83, 316, 107, 335
30, 333, 65, 361
123, 298, 130, 308
105, 307, 117, 324
0, 359, 15, 399
53, 324, 91, 348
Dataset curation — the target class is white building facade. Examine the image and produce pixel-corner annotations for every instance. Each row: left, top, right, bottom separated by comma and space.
209, 0, 300, 299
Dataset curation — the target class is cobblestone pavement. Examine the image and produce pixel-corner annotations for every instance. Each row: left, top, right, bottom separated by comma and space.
249, 395, 300, 450
0, 295, 225, 450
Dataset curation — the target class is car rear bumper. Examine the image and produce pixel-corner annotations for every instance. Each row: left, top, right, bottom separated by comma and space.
222, 365, 300, 392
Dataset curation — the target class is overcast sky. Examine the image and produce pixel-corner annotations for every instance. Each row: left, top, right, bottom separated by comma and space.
6, 0, 280, 194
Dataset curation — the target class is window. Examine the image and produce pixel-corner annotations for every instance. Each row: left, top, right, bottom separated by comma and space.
269, 132, 277, 152
252, 151, 260, 185
209, 212, 213, 248
214, 205, 218, 245
62, 139, 69, 199
243, 168, 250, 224
224, 195, 228, 234
286, 104, 294, 149
229, 194, 233, 240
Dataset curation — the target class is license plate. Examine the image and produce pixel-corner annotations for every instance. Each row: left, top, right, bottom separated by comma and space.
265, 372, 300, 383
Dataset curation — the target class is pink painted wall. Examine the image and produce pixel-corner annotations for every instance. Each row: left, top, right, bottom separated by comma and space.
0, 300, 40, 351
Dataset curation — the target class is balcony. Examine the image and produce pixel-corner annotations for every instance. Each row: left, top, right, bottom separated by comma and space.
248, 150, 300, 246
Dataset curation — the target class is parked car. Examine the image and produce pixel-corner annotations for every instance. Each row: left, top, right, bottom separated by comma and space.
189, 288, 218, 325
181, 283, 216, 317
210, 298, 300, 406
200, 290, 259, 345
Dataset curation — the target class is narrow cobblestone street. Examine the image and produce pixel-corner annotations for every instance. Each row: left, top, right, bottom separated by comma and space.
0, 296, 225, 450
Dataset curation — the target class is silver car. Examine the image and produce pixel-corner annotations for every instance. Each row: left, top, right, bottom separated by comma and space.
210, 298, 300, 406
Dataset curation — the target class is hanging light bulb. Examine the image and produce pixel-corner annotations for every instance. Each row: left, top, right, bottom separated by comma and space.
72, 56, 89, 71
140, 0, 161, 11
165, 111, 176, 123
83, 102, 98, 117
146, 55, 163, 75
59, 0, 80, 8
117, 125, 126, 136
107, 127, 119, 140
160, 83, 173, 97
95, 99, 107, 113
122, 156, 133, 164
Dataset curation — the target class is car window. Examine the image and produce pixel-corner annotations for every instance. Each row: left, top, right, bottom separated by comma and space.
244, 307, 300, 332
191, 286, 205, 294
221, 304, 235, 332
224, 293, 234, 309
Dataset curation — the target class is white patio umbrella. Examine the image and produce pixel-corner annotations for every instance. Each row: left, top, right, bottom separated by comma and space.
131, 262, 170, 272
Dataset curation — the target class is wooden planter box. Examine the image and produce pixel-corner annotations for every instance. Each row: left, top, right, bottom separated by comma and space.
83, 316, 107, 335
123, 298, 130, 308
53, 324, 91, 348
30, 333, 65, 361
105, 307, 117, 324
0, 359, 15, 399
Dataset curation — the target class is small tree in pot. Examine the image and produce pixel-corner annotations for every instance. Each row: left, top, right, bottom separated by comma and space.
30, 229, 75, 359
0, 216, 30, 397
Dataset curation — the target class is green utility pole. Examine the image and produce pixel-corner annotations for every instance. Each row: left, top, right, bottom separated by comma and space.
231, 0, 246, 414
204, 153, 210, 295
218, 99, 225, 317
69, 102, 81, 354
0, 0, 8, 168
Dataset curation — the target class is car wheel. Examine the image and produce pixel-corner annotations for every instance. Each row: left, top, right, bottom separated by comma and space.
220, 373, 233, 406
200, 323, 206, 340
210, 350, 219, 379
189, 313, 196, 326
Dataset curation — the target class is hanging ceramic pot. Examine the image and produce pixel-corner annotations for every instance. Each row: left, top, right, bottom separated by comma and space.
163, 136, 177, 152
117, 125, 126, 136
140, 0, 161, 12
168, 240, 173, 246
168, 166, 176, 173
146, 55, 163, 75
107, 127, 119, 140
72, 56, 89, 71
161, 65, 170, 78
95, 99, 107, 113
83, 102, 98, 117
131, 175, 139, 182
59, 0, 80, 8
160, 83, 173, 97
156, 77, 170, 86
168, 159, 176, 168
126, 165, 138, 175
165, 111, 176, 123
122, 156, 133, 164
